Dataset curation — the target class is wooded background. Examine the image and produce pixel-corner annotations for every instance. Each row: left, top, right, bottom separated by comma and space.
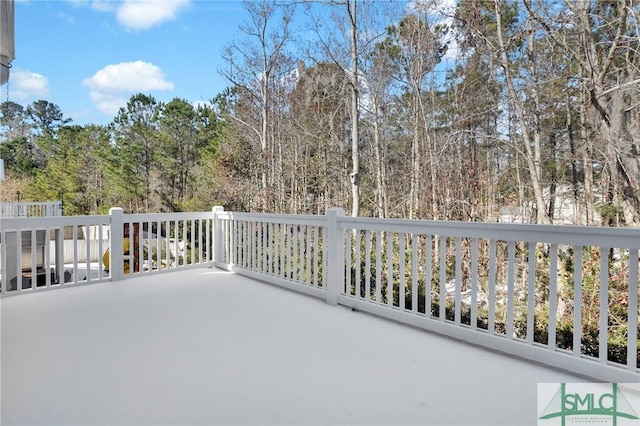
1, 0, 638, 226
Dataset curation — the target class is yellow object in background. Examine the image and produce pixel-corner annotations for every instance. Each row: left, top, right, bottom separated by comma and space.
102, 238, 132, 274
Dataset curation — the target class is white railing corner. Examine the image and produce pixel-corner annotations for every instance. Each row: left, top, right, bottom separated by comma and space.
212, 206, 225, 266
109, 207, 125, 282
325, 207, 345, 305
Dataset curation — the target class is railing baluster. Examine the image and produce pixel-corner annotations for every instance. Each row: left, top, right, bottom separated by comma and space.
155, 221, 161, 269
165, 221, 171, 268
322, 225, 328, 290
526, 241, 536, 344
454, 237, 461, 324
412, 234, 418, 313
355, 229, 362, 298
233, 219, 237, 266
198, 219, 204, 265
628, 248, 638, 370
206, 218, 212, 264
98, 224, 104, 279
439, 236, 446, 320
548, 244, 558, 350
268, 222, 274, 275
241, 220, 246, 269
258, 221, 263, 272
305, 226, 311, 285
470, 238, 478, 329
375, 231, 382, 304
365, 230, 371, 301
1, 229, 6, 294
313, 226, 319, 288
386, 231, 393, 307
253, 221, 258, 272
573, 247, 583, 357
85, 226, 91, 282
286, 224, 293, 279
270, 222, 275, 275
488, 239, 496, 333
399, 233, 406, 309
258, 221, 264, 273
30, 229, 37, 288
507, 241, 515, 338
243, 220, 247, 269
250, 221, 255, 270
191, 219, 196, 266
289, 224, 294, 279
233, 220, 238, 267
293, 224, 299, 282
598, 247, 608, 364
16, 230, 22, 291
178, 219, 183, 267
426, 235, 432, 317
282, 222, 286, 278
280, 223, 286, 279
346, 228, 352, 295
45, 227, 52, 287
143, 221, 149, 273
73, 226, 78, 283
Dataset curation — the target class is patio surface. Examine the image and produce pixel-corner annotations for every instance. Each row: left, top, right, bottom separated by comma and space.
1, 268, 584, 425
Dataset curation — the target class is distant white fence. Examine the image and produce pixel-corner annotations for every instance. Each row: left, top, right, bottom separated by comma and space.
0, 201, 63, 218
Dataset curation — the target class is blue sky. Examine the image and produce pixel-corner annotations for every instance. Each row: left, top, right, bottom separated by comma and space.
7, 0, 455, 126
9, 0, 248, 125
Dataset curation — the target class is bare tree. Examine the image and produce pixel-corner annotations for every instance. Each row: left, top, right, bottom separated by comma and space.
526, 0, 640, 225
221, 0, 296, 211
305, 0, 371, 216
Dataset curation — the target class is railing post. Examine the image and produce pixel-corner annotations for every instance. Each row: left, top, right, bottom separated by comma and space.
326, 207, 345, 306
212, 206, 224, 267
54, 228, 64, 284
109, 207, 125, 282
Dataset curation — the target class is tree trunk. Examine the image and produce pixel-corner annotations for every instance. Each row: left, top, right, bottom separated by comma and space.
347, 0, 360, 217
371, 102, 387, 218
495, 0, 549, 224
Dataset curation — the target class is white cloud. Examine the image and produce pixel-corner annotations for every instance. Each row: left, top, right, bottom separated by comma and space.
8, 68, 49, 102
65, 0, 190, 31
90, 1, 116, 13
87, 91, 130, 117
83, 61, 174, 92
116, 0, 190, 31
83, 61, 174, 115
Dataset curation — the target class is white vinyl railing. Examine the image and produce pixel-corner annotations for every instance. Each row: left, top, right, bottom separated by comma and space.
0, 201, 63, 217
213, 208, 329, 300
0, 207, 216, 294
214, 208, 640, 383
1, 206, 638, 383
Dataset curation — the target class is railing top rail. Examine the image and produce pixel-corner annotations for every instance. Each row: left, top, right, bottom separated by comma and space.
122, 211, 216, 221
1, 214, 110, 230
337, 216, 640, 249
216, 211, 327, 227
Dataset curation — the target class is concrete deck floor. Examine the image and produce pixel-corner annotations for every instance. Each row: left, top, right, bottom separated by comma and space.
1, 268, 584, 425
